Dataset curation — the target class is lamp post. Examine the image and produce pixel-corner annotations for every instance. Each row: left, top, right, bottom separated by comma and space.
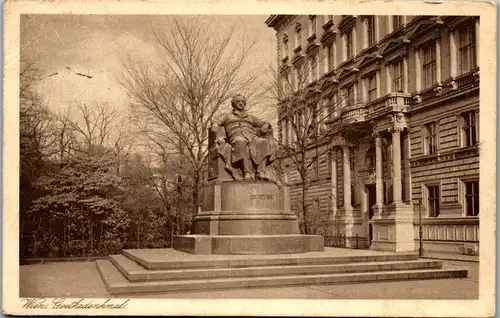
176, 175, 182, 235
418, 199, 423, 257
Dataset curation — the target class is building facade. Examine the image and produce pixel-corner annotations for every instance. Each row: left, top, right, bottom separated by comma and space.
266, 15, 479, 256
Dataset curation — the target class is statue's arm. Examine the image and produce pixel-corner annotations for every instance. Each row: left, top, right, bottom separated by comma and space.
210, 114, 228, 145
251, 115, 271, 129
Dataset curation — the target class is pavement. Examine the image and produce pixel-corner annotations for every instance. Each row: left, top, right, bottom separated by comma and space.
19, 258, 478, 299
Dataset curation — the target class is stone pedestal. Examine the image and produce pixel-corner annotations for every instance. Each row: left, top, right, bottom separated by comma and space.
174, 181, 324, 254
370, 203, 415, 252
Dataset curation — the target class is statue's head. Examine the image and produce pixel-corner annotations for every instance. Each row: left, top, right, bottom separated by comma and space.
231, 94, 246, 111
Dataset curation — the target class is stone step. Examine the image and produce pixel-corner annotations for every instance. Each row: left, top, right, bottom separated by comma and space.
122, 249, 419, 270
96, 259, 468, 295
109, 254, 443, 282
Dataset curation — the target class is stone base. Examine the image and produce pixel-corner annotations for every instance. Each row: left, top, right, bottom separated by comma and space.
370, 203, 415, 253
196, 180, 299, 235
173, 234, 324, 255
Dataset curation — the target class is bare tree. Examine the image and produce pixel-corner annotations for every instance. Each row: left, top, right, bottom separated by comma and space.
66, 101, 116, 153
267, 58, 345, 234
119, 16, 262, 222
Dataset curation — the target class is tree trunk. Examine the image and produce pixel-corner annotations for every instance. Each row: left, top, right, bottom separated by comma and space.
302, 180, 309, 235
191, 172, 201, 230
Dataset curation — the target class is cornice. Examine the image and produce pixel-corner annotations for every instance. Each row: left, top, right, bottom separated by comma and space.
265, 15, 297, 32
338, 15, 357, 34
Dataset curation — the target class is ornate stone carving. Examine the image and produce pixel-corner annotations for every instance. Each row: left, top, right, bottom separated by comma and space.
387, 112, 407, 132
433, 85, 443, 96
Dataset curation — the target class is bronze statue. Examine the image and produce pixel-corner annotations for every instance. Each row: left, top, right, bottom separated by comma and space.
209, 94, 278, 182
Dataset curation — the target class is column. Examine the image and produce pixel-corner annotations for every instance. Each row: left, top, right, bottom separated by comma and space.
353, 82, 358, 104
331, 149, 338, 216
361, 78, 367, 102
475, 19, 480, 67
403, 131, 412, 202
391, 128, 403, 203
435, 40, 442, 83
374, 134, 384, 208
449, 30, 457, 78
375, 71, 381, 98
352, 26, 357, 56
386, 64, 392, 94
414, 49, 421, 91
342, 34, 347, 62
374, 16, 380, 43
387, 16, 393, 33
333, 40, 337, 69
403, 56, 409, 92
343, 145, 352, 209
363, 19, 368, 48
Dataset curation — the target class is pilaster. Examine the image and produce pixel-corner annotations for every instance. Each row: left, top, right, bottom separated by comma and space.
373, 132, 384, 217
391, 127, 403, 204
414, 49, 421, 92
449, 30, 457, 78
435, 40, 442, 83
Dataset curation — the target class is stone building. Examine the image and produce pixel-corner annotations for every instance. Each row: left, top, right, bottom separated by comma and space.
265, 15, 480, 256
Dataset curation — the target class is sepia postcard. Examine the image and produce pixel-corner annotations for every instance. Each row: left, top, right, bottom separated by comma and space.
3, 0, 497, 316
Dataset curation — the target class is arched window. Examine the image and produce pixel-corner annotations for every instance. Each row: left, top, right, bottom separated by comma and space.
282, 34, 289, 59
295, 23, 302, 48
364, 146, 375, 170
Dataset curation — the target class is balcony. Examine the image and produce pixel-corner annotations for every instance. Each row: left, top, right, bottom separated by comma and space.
454, 68, 480, 90
411, 68, 479, 107
341, 102, 369, 125
368, 92, 411, 117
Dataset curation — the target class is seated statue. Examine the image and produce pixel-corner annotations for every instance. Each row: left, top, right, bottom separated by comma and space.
209, 94, 279, 184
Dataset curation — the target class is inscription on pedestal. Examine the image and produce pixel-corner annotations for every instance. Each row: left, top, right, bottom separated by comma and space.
250, 194, 274, 200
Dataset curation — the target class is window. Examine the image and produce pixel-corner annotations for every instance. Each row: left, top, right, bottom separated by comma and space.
367, 16, 376, 46
295, 23, 302, 48
427, 185, 440, 217
345, 29, 353, 59
458, 24, 477, 74
424, 122, 438, 155
309, 55, 318, 82
282, 35, 289, 59
309, 15, 317, 36
345, 85, 355, 106
288, 120, 295, 144
329, 93, 338, 118
422, 43, 437, 88
392, 60, 404, 92
392, 16, 404, 31
464, 180, 479, 216
462, 111, 478, 147
312, 156, 320, 179
291, 66, 298, 90
320, 100, 329, 131
326, 42, 334, 71
282, 119, 289, 145
367, 73, 377, 101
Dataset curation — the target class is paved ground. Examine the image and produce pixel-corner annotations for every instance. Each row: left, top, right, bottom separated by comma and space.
20, 258, 478, 299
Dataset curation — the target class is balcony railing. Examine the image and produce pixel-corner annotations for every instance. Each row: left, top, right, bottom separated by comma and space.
455, 68, 480, 89
412, 69, 479, 106
368, 92, 411, 116
341, 102, 368, 125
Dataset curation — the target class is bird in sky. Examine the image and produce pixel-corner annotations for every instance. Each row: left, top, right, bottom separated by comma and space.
75, 72, 93, 79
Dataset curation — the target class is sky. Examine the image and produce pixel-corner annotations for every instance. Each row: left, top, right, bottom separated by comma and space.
20, 14, 277, 121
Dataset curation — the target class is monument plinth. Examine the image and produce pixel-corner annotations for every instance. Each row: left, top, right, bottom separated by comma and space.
173, 94, 323, 254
